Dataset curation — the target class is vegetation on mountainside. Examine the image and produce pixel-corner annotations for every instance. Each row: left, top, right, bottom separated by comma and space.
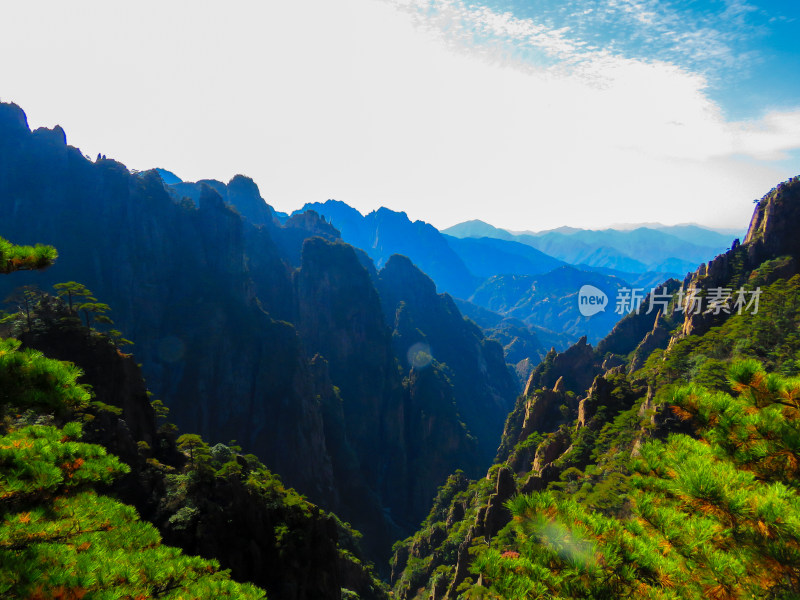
395, 273, 800, 598
469, 362, 800, 599
391, 177, 800, 600
0, 238, 57, 274
642, 270, 800, 389
0, 236, 267, 598
0, 236, 389, 600
0, 424, 267, 599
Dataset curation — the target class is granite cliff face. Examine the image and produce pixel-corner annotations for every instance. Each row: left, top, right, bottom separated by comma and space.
0, 101, 518, 566
744, 177, 800, 259
670, 176, 800, 339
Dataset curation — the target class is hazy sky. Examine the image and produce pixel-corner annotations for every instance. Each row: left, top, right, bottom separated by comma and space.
1, 0, 798, 231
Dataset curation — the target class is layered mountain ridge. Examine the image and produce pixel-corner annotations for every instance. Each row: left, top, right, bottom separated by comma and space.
297, 199, 730, 352
444, 219, 737, 275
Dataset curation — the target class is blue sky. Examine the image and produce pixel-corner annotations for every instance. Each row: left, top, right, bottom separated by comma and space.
0, 0, 798, 231
470, 0, 800, 120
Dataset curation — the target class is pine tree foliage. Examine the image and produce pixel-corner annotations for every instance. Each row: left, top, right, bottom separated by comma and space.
0, 237, 57, 275
53, 282, 113, 329
0, 425, 265, 599
468, 362, 800, 599
0, 423, 124, 505
0, 338, 91, 416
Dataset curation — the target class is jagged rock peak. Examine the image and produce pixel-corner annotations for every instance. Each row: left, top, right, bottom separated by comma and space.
33, 124, 67, 145
228, 173, 260, 194
285, 209, 340, 239
226, 174, 276, 226
198, 183, 227, 211
379, 254, 437, 297
744, 175, 800, 260
523, 369, 537, 397
528, 335, 599, 394
672, 176, 800, 338
0, 102, 30, 133
651, 310, 663, 333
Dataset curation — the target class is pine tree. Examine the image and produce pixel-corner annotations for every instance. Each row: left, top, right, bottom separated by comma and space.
54, 281, 113, 329
0, 237, 57, 274
0, 424, 266, 598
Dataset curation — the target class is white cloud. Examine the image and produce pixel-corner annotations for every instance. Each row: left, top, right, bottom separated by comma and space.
731, 111, 800, 160
0, 0, 796, 232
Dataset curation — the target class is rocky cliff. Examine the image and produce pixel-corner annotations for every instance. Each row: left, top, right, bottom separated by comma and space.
377, 254, 518, 466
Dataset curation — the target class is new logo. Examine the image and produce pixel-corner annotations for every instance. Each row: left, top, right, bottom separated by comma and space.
578, 285, 608, 317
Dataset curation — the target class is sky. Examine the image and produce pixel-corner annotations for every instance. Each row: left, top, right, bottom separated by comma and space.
1, 0, 798, 232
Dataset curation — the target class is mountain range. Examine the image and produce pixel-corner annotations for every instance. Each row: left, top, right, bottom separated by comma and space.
295, 199, 735, 355
443, 219, 738, 275
0, 102, 516, 570
3, 98, 795, 600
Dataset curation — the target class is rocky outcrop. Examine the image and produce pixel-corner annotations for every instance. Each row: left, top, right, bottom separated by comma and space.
673, 177, 800, 339
402, 366, 481, 521
497, 371, 575, 467
628, 311, 671, 373
744, 176, 800, 260
522, 378, 565, 434
296, 237, 400, 488
532, 427, 571, 473
294, 237, 409, 554
226, 174, 276, 226
483, 318, 547, 382
501, 378, 575, 473
595, 280, 680, 357
441, 466, 515, 600
481, 467, 516, 538
527, 336, 600, 394
445, 524, 480, 600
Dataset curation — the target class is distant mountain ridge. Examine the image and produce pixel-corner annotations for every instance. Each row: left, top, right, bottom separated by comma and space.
469, 265, 634, 345
296, 200, 706, 351
441, 235, 565, 279
444, 219, 736, 275
296, 201, 697, 354
297, 200, 479, 299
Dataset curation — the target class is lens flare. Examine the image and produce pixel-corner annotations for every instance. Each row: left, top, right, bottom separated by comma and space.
407, 342, 433, 369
